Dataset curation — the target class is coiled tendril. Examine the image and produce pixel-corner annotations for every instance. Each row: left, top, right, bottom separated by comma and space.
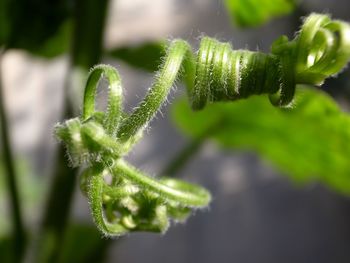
55, 13, 350, 236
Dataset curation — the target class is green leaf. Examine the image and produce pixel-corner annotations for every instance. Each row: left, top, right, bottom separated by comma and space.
0, 0, 11, 44
107, 42, 166, 72
172, 87, 350, 194
0, 236, 13, 263
0, 156, 44, 239
58, 224, 110, 263
26, 20, 72, 58
0, 156, 45, 262
224, 0, 296, 27
0, 0, 72, 57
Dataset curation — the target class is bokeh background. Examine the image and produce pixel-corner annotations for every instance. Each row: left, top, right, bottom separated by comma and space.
2, 0, 350, 262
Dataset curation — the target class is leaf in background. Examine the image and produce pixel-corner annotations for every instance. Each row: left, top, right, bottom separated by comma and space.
172, 87, 350, 194
0, 156, 45, 237
0, 236, 13, 263
224, 0, 296, 27
0, 156, 45, 262
58, 224, 110, 263
107, 41, 166, 72
26, 20, 72, 58
0, 0, 11, 45
0, 0, 72, 57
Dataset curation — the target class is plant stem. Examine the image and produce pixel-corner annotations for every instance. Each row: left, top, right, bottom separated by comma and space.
32, 0, 110, 262
0, 50, 26, 261
35, 111, 78, 263
161, 121, 221, 177
161, 137, 205, 177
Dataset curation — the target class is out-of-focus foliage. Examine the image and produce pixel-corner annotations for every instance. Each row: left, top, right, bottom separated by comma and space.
0, 236, 13, 262
108, 42, 166, 72
224, 0, 296, 27
0, 157, 44, 261
172, 87, 350, 194
27, 21, 72, 58
0, 157, 43, 238
58, 224, 109, 263
0, 0, 165, 65
0, 0, 72, 56
0, 159, 9, 238
0, 224, 108, 263
0, 160, 12, 262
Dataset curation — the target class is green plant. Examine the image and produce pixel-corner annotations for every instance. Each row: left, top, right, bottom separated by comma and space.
55, 13, 350, 236
224, 0, 296, 27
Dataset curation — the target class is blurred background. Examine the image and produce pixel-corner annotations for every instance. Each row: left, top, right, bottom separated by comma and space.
1, 0, 350, 262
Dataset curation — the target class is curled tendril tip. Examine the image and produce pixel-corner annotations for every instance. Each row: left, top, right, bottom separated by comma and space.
55, 13, 350, 236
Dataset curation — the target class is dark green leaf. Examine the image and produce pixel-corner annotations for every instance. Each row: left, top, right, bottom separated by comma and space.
58, 223, 110, 263
172, 87, 350, 194
0, 156, 44, 238
0, 236, 13, 262
0, 0, 72, 57
71, 0, 109, 68
0, 0, 11, 45
26, 20, 72, 58
0, 156, 43, 262
107, 42, 166, 72
224, 0, 296, 27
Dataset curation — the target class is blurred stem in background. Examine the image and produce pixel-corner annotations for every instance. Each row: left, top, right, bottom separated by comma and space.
31, 0, 111, 262
0, 49, 26, 262
161, 137, 205, 177
161, 122, 222, 177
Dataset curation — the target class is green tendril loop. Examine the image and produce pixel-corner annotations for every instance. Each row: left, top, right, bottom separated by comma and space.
55, 13, 350, 236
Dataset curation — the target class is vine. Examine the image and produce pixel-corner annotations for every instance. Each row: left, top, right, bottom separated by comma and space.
55, 13, 350, 236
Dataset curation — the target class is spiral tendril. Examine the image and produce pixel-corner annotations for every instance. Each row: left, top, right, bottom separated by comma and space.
55, 13, 350, 236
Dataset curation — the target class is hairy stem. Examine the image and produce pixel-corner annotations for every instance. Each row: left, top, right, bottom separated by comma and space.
115, 160, 210, 207
0, 50, 26, 261
55, 13, 350, 237
116, 40, 194, 142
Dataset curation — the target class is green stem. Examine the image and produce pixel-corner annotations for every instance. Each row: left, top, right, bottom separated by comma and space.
33, 0, 111, 262
30, 105, 78, 263
0, 50, 26, 262
86, 159, 211, 236
116, 40, 194, 142
82, 64, 123, 136
115, 160, 210, 207
161, 136, 205, 177
161, 119, 223, 177
55, 13, 350, 238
